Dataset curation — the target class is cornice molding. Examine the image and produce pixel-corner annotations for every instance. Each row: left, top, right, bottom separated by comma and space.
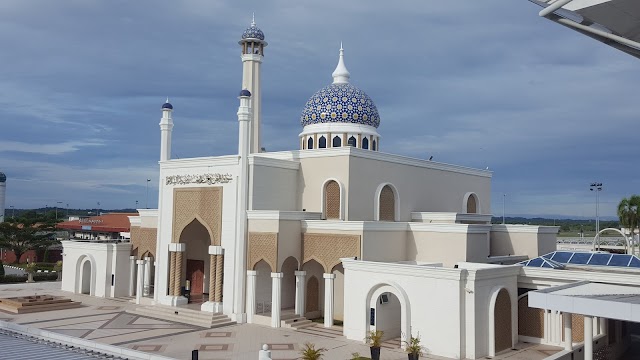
247, 210, 322, 221
160, 155, 239, 169
249, 156, 300, 170
408, 222, 492, 234
491, 224, 560, 234
411, 212, 493, 223
342, 258, 463, 280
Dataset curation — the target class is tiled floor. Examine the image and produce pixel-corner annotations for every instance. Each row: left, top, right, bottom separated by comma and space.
0, 282, 560, 360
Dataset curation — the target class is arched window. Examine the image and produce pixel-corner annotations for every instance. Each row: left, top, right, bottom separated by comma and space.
324, 180, 341, 219
362, 137, 369, 150
348, 136, 356, 147
466, 193, 478, 214
319, 136, 327, 148
332, 136, 342, 147
307, 137, 314, 150
379, 185, 396, 221
372, 139, 377, 151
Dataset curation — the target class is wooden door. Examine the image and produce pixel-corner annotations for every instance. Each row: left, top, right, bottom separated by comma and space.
186, 259, 204, 300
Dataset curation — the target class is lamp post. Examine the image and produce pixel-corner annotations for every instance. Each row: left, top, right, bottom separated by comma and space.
66, 203, 69, 218
590, 182, 603, 236
502, 194, 506, 224
135, 200, 139, 210
96, 202, 100, 217
145, 179, 151, 209
55, 201, 62, 221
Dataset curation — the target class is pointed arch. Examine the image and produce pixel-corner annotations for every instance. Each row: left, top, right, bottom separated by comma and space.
332, 136, 342, 147
463, 192, 480, 214
318, 136, 327, 149
348, 136, 357, 147
307, 137, 314, 150
362, 137, 369, 150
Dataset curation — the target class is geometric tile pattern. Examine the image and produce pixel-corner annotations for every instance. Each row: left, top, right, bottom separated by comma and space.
267, 343, 295, 350
201, 331, 233, 338
131, 344, 165, 352
198, 343, 232, 351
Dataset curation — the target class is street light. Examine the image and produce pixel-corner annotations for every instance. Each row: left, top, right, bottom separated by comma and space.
590, 182, 603, 235
146, 179, 151, 209
502, 194, 506, 224
96, 202, 100, 217
9, 205, 14, 218
135, 200, 139, 210
55, 201, 62, 221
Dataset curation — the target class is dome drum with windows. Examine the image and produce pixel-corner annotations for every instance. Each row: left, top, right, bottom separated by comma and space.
300, 46, 381, 151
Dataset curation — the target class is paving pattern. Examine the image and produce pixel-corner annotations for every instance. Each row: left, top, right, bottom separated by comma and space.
0, 282, 560, 360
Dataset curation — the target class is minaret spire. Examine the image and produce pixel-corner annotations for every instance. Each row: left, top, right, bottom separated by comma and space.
332, 43, 350, 84
252, 12, 256, 26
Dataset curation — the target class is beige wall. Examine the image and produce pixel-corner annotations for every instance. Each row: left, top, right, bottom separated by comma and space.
250, 164, 298, 211
490, 226, 558, 259
348, 156, 491, 222
277, 220, 302, 271
408, 231, 469, 267
466, 232, 490, 263
297, 155, 350, 217
362, 230, 407, 262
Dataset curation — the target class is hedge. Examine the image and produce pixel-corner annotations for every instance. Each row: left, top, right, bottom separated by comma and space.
0, 273, 58, 283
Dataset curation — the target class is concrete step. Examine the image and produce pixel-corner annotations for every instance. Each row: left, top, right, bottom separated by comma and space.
126, 305, 234, 328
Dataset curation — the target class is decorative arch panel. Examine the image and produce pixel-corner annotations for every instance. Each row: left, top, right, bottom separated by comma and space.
302, 233, 360, 273
171, 187, 222, 245
130, 226, 157, 259
247, 232, 278, 272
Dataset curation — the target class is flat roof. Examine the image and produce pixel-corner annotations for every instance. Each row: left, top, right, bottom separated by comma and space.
528, 281, 640, 322
529, 0, 640, 59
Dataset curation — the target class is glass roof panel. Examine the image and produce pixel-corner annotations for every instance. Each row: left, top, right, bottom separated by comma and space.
529, 258, 544, 267
608, 255, 632, 267
588, 253, 612, 266
551, 251, 573, 263
568, 252, 592, 264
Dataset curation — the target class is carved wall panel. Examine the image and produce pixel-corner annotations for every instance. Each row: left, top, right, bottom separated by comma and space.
494, 289, 512, 353
306, 276, 319, 313
248, 232, 278, 272
302, 233, 361, 273
518, 295, 543, 338
172, 187, 222, 245
130, 226, 157, 259
379, 185, 395, 221
324, 181, 340, 219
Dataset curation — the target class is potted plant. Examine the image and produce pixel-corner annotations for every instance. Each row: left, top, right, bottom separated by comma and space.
53, 260, 63, 281
25, 262, 37, 283
299, 342, 326, 360
403, 335, 423, 360
365, 330, 384, 360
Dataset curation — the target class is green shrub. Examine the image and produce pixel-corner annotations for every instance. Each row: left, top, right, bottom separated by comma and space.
0, 272, 58, 283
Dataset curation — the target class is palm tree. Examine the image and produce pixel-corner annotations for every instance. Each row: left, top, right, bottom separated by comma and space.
618, 196, 640, 250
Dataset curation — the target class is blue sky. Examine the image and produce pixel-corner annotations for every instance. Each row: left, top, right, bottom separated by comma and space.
0, 0, 638, 218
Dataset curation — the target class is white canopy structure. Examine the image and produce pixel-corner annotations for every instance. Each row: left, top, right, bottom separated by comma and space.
529, 0, 640, 59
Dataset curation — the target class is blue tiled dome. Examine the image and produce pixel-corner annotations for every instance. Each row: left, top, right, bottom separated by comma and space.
162, 102, 173, 110
0, 172, 5, 183
239, 89, 252, 97
242, 23, 265, 41
300, 83, 380, 128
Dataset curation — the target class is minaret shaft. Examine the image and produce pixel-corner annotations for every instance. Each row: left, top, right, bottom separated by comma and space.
241, 55, 263, 153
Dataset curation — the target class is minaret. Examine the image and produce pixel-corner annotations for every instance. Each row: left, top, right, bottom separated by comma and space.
238, 14, 267, 153
0, 172, 6, 223
159, 99, 174, 162
233, 89, 252, 322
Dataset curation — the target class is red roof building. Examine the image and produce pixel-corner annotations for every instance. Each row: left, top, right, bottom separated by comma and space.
56, 213, 137, 241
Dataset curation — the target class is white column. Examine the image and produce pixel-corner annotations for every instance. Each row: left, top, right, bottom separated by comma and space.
294, 271, 307, 317
563, 312, 572, 351
246, 270, 257, 324
143, 257, 151, 296
135, 260, 145, 305
323, 273, 335, 328
271, 272, 283, 328
584, 315, 594, 360
128, 256, 136, 297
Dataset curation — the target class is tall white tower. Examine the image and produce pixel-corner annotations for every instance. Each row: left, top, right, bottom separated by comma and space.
238, 15, 267, 153
159, 99, 174, 162
0, 172, 6, 223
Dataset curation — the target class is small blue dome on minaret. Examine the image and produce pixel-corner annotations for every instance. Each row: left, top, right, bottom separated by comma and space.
162, 98, 173, 110
0, 172, 6, 183
239, 89, 252, 97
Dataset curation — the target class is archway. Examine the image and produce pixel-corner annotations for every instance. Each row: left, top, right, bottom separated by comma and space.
490, 288, 513, 355
323, 179, 342, 220
464, 192, 479, 214
254, 260, 273, 315
318, 136, 327, 148
180, 219, 211, 302
302, 259, 324, 319
81, 260, 91, 294
366, 282, 411, 347
593, 228, 631, 254
280, 256, 298, 311
518, 294, 543, 339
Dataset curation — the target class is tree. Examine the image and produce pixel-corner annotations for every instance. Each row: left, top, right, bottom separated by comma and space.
618, 195, 640, 239
0, 218, 57, 264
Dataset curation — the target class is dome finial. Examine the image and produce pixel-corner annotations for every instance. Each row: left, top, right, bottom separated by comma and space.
332, 43, 350, 84
251, 12, 256, 26
166, 96, 170, 103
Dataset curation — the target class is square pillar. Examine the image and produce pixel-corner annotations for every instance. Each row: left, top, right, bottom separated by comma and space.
294, 271, 307, 317
246, 270, 258, 323
584, 315, 594, 360
135, 260, 145, 304
271, 272, 283, 328
128, 256, 136, 297
562, 312, 572, 351
323, 273, 335, 328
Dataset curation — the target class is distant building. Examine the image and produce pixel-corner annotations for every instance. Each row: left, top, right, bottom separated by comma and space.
56, 213, 136, 241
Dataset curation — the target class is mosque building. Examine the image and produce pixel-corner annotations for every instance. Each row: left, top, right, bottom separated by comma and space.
61, 18, 640, 360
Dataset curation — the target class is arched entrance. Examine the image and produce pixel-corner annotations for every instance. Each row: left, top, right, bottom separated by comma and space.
180, 219, 211, 302
491, 288, 513, 355
306, 276, 320, 315
254, 260, 273, 315
366, 283, 411, 346
81, 260, 91, 294
280, 256, 298, 311
302, 259, 324, 319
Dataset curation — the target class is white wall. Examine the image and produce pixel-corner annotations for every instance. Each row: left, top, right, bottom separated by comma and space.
61, 241, 132, 298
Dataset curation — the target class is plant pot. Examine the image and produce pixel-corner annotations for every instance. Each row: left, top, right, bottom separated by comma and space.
370, 346, 381, 360
408, 353, 420, 360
